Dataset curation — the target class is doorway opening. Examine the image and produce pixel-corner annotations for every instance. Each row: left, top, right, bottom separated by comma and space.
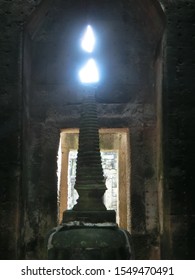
57, 128, 131, 230
67, 150, 118, 214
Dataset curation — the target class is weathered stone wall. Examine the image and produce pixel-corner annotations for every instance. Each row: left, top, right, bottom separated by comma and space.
161, 0, 195, 259
0, 0, 43, 260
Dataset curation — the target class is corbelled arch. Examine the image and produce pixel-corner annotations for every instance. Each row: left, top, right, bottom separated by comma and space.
22, 0, 165, 259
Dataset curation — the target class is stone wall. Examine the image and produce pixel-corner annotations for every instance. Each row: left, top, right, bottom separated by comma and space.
161, 0, 195, 259
0, 0, 42, 260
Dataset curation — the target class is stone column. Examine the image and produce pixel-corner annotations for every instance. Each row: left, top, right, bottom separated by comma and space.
63, 88, 115, 223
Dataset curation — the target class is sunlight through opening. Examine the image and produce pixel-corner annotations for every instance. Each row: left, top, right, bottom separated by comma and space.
79, 58, 99, 84
81, 25, 95, 53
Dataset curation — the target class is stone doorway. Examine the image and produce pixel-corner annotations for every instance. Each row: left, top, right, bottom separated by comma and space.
57, 128, 130, 230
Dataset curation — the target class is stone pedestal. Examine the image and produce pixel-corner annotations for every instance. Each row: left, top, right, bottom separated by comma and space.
47, 222, 133, 260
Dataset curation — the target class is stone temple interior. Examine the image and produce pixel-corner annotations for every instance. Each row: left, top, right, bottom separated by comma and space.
0, 0, 195, 259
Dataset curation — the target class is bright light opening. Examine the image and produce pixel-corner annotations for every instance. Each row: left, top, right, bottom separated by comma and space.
81, 25, 95, 53
79, 58, 99, 84
67, 150, 118, 217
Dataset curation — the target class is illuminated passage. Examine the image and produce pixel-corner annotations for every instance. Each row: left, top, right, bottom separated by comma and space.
67, 150, 118, 213
57, 128, 130, 230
